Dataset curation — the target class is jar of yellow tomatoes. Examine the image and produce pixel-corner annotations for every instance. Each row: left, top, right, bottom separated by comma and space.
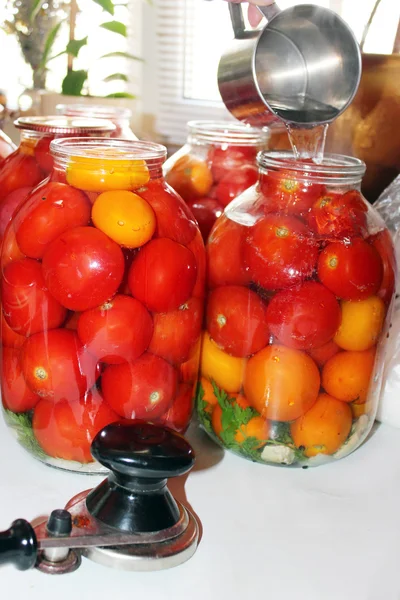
197, 151, 396, 467
164, 121, 269, 241
1, 138, 205, 472
56, 104, 137, 140
0, 116, 115, 244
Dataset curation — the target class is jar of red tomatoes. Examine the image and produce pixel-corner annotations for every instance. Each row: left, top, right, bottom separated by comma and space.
1, 138, 204, 472
56, 104, 137, 140
164, 121, 269, 241
197, 151, 396, 467
0, 116, 115, 243
0, 130, 16, 160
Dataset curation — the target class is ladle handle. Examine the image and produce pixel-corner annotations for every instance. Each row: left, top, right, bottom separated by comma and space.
0, 519, 38, 570
229, 2, 281, 39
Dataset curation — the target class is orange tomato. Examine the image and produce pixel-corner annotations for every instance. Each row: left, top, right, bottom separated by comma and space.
67, 154, 150, 192
244, 344, 320, 422
291, 393, 352, 457
200, 377, 218, 412
334, 296, 385, 351
92, 190, 156, 248
200, 331, 246, 394
234, 416, 269, 447
166, 155, 213, 200
351, 399, 373, 419
322, 348, 376, 403
211, 404, 223, 438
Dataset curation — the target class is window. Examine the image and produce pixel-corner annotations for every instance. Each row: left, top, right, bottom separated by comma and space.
146, 0, 400, 145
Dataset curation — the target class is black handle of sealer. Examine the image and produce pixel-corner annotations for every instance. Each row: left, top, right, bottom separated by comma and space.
0, 519, 38, 570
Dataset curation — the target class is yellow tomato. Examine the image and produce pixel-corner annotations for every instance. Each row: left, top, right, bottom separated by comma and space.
92, 190, 156, 248
200, 331, 246, 393
351, 399, 373, 419
66, 153, 150, 192
334, 296, 385, 351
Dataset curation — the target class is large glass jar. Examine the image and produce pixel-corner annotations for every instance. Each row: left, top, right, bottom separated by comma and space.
164, 121, 269, 241
196, 151, 396, 467
1, 138, 205, 473
56, 104, 137, 140
0, 130, 16, 161
0, 116, 115, 243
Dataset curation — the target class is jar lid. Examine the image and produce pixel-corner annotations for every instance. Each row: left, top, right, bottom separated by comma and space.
14, 116, 116, 135
56, 104, 132, 120
187, 120, 269, 146
50, 137, 167, 161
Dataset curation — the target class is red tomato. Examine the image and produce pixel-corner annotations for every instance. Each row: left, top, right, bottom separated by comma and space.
77, 294, 153, 364
21, 329, 94, 402
15, 182, 91, 259
32, 389, 119, 463
1, 347, 38, 412
0, 186, 33, 238
1, 226, 25, 268
259, 170, 326, 215
244, 214, 319, 290
207, 285, 269, 357
318, 238, 383, 300
101, 353, 178, 420
136, 179, 197, 245
34, 137, 53, 173
2, 258, 67, 336
128, 237, 197, 312
149, 296, 202, 364
215, 165, 258, 208
207, 215, 250, 288
1, 311, 25, 348
208, 146, 257, 182
186, 197, 223, 242
0, 151, 44, 201
308, 190, 368, 239
266, 281, 341, 350
187, 230, 206, 298
369, 229, 396, 306
308, 339, 340, 367
160, 383, 194, 433
42, 226, 125, 311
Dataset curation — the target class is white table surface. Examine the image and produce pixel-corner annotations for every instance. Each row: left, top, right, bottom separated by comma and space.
1, 414, 400, 600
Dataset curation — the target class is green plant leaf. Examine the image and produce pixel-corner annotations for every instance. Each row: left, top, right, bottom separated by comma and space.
103, 72, 129, 83
62, 70, 88, 96
105, 92, 135, 98
66, 36, 88, 58
100, 51, 143, 61
29, 0, 45, 21
39, 21, 63, 69
3, 410, 47, 460
100, 20, 127, 36
92, 0, 115, 15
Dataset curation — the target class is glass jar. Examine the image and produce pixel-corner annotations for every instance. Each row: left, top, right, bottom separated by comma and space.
196, 151, 396, 467
0, 130, 16, 161
56, 104, 137, 140
0, 116, 115, 242
164, 121, 269, 241
1, 138, 205, 473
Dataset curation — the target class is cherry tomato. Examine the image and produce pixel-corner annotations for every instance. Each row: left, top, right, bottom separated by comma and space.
101, 353, 178, 419
137, 179, 197, 245
160, 383, 194, 433
208, 146, 257, 182
318, 238, 383, 300
15, 182, 91, 259
32, 389, 119, 463
1, 312, 25, 348
215, 165, 258, 208
128, 237, 197, 312
369, 229, 396, 306
34, 137, 53, 173
207, 215, 250, 288
2, 258, 67, 336
0, 151, 44, 201
308, 190, 368, 239
244, 214, 319, 290
165, 155, 213, 201
186, 197, 223, 242
77, 294, 153, 364
0, 186, 32, 238
21, 329, 95, 401
42, 226, 125, 311
149, 296, 202, 364
207, 285, 269, 357
2, 347, 38, 412
259, 170, 326, 215
266, 281, 341, 350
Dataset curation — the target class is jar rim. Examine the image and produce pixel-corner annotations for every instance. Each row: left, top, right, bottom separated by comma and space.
14, 116, 116, 134
56, 104, 132, 120
258, 151, 366, 178
50, 137, 167, 161
187, 120, 269, 145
